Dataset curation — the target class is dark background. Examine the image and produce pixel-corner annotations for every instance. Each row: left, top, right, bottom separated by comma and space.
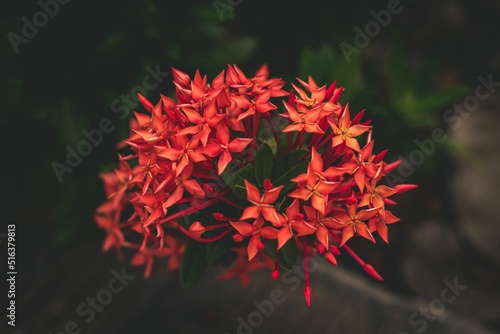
2, 0, 500, 333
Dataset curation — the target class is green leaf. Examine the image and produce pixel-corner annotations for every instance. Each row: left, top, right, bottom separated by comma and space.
416, 85, 471, 114
393, 84, 471, 128
279, 238, 298, 270
264, 239, 298, 271
297, 43, 362, 102
442, 137, 482, 167
254, 143, 274, 186
206, 238, 228, 264
272, 149, 309, 194
387, 35, 411, 101
211, 37, 258, 67
180, 240, 208, 288
264, 240, 278, 262
220, 163, 254, 199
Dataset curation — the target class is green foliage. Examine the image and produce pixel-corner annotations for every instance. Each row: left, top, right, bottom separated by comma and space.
298, 43, 362, 102
264, 239, 298, 270
296, 37, 472, 171
385, 36, 471, 129
272, 149, 309, 194
254, 142, 274, 186
220, 163, 254, 199
206, 237, 230, 265
180, 239, 208, 288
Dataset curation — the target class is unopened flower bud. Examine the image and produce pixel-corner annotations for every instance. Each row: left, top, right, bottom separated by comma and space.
188, 221, 205, 238
317, 243, 326, 255
203, 183, 215, 194
345, 197, 357, 205
213, 212, 225, 221
329, 245, 340, 256
232, 234, 244, 242
304, 285, 312, 307
363, 263, 384, 281
271, 269, 280, 280
324, 252, 337, 266
263, 178, 273, 191
394, 184, 418, 193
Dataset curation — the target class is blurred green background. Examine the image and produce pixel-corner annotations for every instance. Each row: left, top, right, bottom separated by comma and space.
2, 0, 500, 332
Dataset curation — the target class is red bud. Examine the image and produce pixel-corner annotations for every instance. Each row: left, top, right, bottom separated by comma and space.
317, 243, 326, 255
188, 221, 205, 237
394, 184, 418, 193
263, 178, 273, 191
383, 160, 401, 173
324, 252, 337, 266
213, 212, 224, 221
287, 89, 295, 107
363, 264, 384, 281
203, 183, 215, 194
373, 149, 388, 164
232, 234, 244, 242
352, 109, 366, 124
329, 245, 341, 256
304, 285, 312, 307
331, 87, 344, 104
271, 269, 280, 280
345, 197, 357, 205
325, 81, 337, 101
137, 92, 154, 112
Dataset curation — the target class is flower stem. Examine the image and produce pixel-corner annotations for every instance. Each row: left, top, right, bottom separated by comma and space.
177, 225, 232, 243
215, 194, 244, 210
158, 197, 220, 224
302, 238, 312, 307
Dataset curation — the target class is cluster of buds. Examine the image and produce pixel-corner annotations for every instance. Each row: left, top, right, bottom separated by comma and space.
94, 64, 416, 306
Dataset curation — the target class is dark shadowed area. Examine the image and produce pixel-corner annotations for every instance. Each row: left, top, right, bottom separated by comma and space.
2, 0, 500, 333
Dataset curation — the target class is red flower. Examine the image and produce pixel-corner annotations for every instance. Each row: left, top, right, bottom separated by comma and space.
217, 247, 274, 287
368, 210, 400, 243
201, 124, 253, 174
359, 166, 397, 216
157, 132, 206, 176
176, 100, 225, 147
240, 179, 283, 226
94, 64, 417, 305
303, 201, 345, 248
341, 139, 380, 193
281, 101, 324, 134
235, 90, 278, 122
94, 205, 125, 254
276, 199, 315, 249
329, 103, 371, 152
337, 198, 381, 246
230, 217, 278, 261
289, 147, 343, 213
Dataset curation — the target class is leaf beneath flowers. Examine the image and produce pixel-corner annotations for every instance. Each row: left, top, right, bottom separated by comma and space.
272, 149, 309, 194
264, 238, 298, 271
254, 142, 274, 186
220, 163, 254, 199
180, 240, 208, 288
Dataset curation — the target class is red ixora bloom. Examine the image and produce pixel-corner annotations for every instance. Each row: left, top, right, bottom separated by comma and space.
289, 147, 344, 213
240, 179, 283, 227
94, 63, 416, 307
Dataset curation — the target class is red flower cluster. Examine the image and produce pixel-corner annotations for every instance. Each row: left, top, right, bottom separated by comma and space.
94, 64, 416, 306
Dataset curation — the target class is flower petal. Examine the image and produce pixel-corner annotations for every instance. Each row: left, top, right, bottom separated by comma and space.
230, 221, 254, 236
277, 226, 293, 250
